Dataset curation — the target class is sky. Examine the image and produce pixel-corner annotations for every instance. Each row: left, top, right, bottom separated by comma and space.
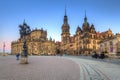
0, 0, 120, 53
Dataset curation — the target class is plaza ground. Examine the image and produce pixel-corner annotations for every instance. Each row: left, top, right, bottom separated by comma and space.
0, 56, 80, 80
0, 55, 120, 80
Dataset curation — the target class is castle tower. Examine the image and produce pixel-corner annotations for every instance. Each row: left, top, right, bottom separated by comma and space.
82, 11, 90, 32
61, 7, 70, 44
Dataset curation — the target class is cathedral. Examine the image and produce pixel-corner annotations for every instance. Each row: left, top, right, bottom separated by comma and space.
11, 21, 56, 55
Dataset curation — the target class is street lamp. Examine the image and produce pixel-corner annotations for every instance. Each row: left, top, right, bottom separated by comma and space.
19, 20, 31, 64
3, 42, 6, 56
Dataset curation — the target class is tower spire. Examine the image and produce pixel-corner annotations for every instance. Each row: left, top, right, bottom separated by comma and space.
23, 19, 26, 24
24, 19, 25, 23
85, 10, 86, 18
65, 5, 67, 16
84, 10, 87, 23
63, 5, 68, 25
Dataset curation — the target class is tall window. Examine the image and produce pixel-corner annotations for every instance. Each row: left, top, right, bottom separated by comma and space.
110, 41, 113, 52
93, 46, 96, 50
93, 40, 96, 44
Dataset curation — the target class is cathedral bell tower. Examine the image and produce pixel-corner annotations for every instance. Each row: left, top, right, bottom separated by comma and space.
61, 7, 70, 45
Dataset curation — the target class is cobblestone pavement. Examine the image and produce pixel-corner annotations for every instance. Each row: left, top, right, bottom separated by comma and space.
0, 56, 80, 80
0, 55, 120, 80
64, 56, 120, 80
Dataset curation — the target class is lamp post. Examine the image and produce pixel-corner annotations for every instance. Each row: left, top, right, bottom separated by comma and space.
3, 42, 5, 56
19, 20, 31, 64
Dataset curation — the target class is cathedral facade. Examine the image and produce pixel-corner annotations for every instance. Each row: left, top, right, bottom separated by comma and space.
11, 21, 56, 55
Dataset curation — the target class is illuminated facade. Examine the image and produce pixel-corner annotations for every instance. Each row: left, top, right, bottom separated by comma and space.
60, 10, 119, 56
61, 11, 99, 55
11, 21, 56, 55
11, 10, 120, 56
99, 33, 120, 56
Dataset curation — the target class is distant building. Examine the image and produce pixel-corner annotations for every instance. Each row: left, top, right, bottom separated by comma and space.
11, 21, 56, 55
99, 33, 120, 56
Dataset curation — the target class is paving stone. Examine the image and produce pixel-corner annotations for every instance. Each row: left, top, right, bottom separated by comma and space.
0, 56, 80, 80
64, 56, 120, 80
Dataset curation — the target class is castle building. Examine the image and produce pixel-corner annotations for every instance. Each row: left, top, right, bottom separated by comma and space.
11, 21, 56, 55
60, 9, 119, 56
75, 13, 99, 55
61, 10, 100, 55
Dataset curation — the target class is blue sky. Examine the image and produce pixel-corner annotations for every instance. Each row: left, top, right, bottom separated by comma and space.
0, 0, 120, 52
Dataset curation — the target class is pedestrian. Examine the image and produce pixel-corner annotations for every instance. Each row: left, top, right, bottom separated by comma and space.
16, 53, 20, 60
